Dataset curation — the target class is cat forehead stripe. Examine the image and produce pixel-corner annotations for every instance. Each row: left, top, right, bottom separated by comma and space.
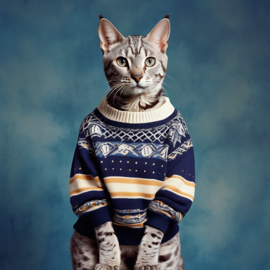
128, 35, 143, 55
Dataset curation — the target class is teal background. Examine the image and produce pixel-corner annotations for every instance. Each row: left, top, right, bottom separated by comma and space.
0, 0, 269, 269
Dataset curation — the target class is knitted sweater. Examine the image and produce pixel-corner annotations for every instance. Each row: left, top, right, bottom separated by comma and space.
70, 97, 195, 245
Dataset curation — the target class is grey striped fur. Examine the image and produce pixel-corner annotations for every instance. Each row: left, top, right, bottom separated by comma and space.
70, 16, 185, 270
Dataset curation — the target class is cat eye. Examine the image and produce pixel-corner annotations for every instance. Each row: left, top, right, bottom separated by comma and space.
116, 57, 128, 67
145, 57, 156, 67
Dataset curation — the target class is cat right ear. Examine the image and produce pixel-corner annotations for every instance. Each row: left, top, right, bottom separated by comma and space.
98, 17, 124, 53
146, 17, 170, 53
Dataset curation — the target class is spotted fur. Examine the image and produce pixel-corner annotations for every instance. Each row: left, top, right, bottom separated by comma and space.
70, 15, 185, 270
70, 224, 184, 270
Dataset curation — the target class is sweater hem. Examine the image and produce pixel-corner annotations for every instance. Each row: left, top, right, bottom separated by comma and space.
73, 218, 179, 245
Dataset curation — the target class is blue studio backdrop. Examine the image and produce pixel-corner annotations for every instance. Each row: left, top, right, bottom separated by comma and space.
0, 1, 269, 270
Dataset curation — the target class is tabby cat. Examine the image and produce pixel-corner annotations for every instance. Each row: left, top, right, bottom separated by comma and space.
70, 15, 195, 270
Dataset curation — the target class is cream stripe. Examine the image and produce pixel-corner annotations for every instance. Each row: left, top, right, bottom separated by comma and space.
106, 182, 161, 194
104, 177, 163, 187
69, 174, 102, 196
165, 175, 195, 187
97, 97, 175, 124
163, 177, 195, 199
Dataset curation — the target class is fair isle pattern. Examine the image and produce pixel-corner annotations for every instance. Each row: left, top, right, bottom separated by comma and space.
74, 199, 109, 217
70, 101, 195, 246
168, 139, 193, 160
148, 200, 182, 223
80, 110, 188, 147
113, 212, 147, 228
78, 138, 94, 155
94, 141, 169, 160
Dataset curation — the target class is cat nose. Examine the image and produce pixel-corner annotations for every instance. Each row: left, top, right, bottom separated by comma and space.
132, 75, 142, 83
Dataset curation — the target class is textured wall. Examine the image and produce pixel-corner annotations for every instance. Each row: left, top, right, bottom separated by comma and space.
0, 0, 269, 269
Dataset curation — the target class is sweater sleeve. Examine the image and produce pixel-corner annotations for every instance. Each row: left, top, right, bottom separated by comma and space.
69, 126, 112, 228
146, 119, 195, 233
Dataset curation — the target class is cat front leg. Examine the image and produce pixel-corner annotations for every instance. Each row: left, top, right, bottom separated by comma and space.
94, 221, 121, 270
134, 225, 164, 270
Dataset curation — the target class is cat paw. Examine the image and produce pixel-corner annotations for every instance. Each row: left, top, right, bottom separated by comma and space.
134, 265, 161, 270
95, 264, 120, 270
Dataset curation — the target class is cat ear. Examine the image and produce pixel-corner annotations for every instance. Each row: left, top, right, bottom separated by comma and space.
98, 17, 125, 53
146, 17, 170, 53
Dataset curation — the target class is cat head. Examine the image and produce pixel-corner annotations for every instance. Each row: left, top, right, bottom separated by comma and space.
98, 15, 170, 112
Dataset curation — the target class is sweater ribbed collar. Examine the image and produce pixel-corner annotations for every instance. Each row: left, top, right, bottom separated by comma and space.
97, 97, 175, 124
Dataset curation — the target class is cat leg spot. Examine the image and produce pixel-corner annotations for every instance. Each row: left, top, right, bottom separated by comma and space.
82, 256, 90, 261
158, 253, 171, 262
152, 242, 159, 245
98, 238, 105, 244
151, 233, 161, 240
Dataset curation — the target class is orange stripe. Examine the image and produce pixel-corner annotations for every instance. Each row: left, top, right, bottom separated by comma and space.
113, 222, 145, 228
153, 209, 182, 221
70, 187, 103, 196
110, 191, 155, 199
165, 175, 195, 187
163, 185, 194, 200
69, 174, 100, 185
104, 177, 163, 187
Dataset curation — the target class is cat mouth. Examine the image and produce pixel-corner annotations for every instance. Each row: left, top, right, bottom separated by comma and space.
133, 84, 145, 89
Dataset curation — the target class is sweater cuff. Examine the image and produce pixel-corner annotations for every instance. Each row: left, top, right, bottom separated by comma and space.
84, 205, 112, 227
146, 209, 174, 233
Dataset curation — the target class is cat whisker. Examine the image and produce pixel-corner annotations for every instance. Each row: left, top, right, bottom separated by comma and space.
162, 82, 171, 89
112, 84, 126, 105
119, 85, 128, 97
162, 87, 170, 98
151, 80, 171, 89
165, 74, 174, 80
106, 85, 123, 100
107, 79, 122, 83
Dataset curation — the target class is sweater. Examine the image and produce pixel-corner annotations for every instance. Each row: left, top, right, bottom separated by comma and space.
70, 97, 195, 245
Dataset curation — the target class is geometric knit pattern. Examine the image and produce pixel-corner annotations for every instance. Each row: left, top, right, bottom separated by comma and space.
69, 104, 195, 245
80, 111, 188, 146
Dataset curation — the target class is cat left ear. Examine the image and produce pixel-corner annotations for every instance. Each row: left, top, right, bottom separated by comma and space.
98, 17, 125, 53
146, 17, 170, 53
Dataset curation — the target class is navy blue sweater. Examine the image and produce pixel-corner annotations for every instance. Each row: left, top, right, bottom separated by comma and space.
70, 98, 195, 245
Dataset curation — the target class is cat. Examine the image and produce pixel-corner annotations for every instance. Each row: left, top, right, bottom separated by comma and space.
69, 15, 195, 270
